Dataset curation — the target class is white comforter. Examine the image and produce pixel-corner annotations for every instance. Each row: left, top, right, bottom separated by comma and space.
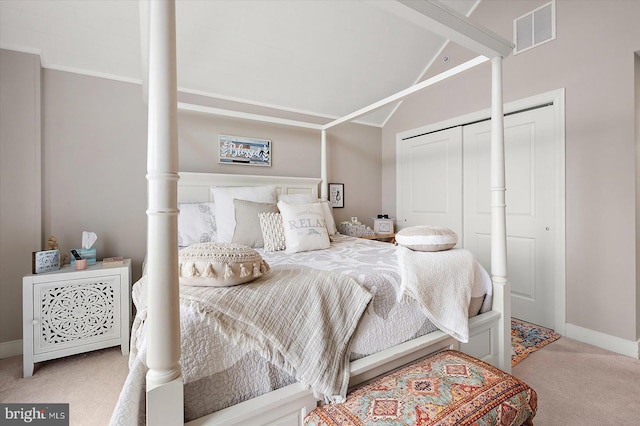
110, 235, 492, 424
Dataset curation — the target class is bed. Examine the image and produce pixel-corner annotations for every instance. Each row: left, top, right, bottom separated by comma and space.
111, 173, 498, 425
134, 1, 514, 425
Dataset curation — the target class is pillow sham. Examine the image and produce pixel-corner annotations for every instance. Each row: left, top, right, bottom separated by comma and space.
276, 195, 337, 236
259, 212, 286, 252
277, 201, 330, 253
395, 225, 458, 252
232, 199, 279, 248
178, 242, 270, 287
177, 202, 217, 247
211, 185, 277, 243
319, 200, 337, 236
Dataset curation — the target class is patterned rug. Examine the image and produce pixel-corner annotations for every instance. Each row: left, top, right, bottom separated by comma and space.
511, 318, 560, 367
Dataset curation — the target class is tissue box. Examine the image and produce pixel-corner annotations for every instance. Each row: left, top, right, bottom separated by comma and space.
70, 248, 96, 266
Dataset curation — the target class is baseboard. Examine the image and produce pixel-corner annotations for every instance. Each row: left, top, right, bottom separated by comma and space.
0, 339, 22, 359
565, 323, 639, 359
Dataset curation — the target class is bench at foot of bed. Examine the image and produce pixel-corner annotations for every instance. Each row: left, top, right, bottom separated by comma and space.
305, 350, 537, 426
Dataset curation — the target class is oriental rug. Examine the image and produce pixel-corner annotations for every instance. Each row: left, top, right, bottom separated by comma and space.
304, 350, 537, 426
511, 318, 560, 367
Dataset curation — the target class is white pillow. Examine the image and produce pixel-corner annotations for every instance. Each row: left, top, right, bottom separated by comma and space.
259, 212, 286, 252
319, 200, 337, 236
211, 186, 277, 243
232, 199, 279, 248
395, 225, 458, 252
275, 195, 337, 236
277, 201, 330, 253
177, 202, 217, 247
179, 242, 270, 287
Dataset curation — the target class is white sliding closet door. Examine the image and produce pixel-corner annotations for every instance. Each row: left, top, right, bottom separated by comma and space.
398, 127, 463, 241
463, 106, 556, 328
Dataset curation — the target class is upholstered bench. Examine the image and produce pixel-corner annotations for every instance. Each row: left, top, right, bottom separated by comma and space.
304, 350, 537, 426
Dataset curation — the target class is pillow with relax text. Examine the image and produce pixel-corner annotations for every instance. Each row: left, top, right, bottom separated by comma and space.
277, 201, 330, 253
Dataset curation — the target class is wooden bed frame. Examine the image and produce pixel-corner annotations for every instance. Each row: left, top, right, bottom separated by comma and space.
141, 1, 513, 425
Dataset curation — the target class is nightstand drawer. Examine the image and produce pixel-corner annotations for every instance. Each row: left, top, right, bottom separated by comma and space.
33, 275, 121, 355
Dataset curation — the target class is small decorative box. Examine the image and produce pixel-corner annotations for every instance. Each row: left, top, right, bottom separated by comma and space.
70, 248, 97, 266
338, 222, 375, 238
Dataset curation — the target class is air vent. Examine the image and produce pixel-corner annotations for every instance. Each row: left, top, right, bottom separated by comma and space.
514, 1, 555, 54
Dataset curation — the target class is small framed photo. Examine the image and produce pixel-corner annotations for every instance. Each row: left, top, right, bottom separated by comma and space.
32, 250, 61, 274
329, 183, 344, 208
374, 219, 394, 234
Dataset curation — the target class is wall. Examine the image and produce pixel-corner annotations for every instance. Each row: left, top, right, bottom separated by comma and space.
0, 50, 41, 351
636, 51, 640, 340
176, 93, 382, 227
382, 0, 640, 344
0, 56, 382, 348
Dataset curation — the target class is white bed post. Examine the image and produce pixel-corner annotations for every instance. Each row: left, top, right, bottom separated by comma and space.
145, 1, 184, 424
490, 56, 511, 373
320, 129, 328, 201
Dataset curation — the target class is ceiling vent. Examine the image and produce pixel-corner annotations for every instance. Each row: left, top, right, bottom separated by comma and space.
514, 1, 556, 54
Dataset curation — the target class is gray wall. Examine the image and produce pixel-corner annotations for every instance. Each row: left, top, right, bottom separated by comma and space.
0, 50, 41, 345
0, 53, 381, 346
382, 0, 640, 342
636, 52, 640, 338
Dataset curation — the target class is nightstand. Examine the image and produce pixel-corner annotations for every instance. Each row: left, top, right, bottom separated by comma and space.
22, 259, 131, 377
360, 233, 396, 243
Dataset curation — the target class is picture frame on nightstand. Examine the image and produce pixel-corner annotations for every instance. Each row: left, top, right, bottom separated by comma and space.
374, 219, 394, 234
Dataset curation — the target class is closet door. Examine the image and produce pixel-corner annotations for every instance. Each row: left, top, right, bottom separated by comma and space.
463, 106, 556, 328
397, 127, 463, 240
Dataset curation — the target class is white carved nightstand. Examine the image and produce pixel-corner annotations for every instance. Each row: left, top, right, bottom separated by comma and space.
22, 259, 131, 377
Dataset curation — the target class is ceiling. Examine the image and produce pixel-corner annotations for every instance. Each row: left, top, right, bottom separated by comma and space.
0, 0, 479, 126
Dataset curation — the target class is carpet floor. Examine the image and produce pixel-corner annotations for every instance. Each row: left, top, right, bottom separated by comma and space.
2, 327, 639, 425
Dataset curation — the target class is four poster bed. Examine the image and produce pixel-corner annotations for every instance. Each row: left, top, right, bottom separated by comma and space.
118, 1, 515, 425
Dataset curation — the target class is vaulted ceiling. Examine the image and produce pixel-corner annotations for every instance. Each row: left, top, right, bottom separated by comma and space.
0, 0, 480, 126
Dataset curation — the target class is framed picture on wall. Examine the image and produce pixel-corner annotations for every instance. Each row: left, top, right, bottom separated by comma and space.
218, 135, 271, 166
329, 183, 344, 208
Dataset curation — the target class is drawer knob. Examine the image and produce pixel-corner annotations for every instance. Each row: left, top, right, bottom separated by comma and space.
32, 319, 38, 325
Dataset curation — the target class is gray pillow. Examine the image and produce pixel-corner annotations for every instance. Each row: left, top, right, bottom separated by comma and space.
232, 199, 279, 248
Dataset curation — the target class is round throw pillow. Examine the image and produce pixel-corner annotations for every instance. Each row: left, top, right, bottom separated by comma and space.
395, 226, 458, 252
178, 242, 270, 287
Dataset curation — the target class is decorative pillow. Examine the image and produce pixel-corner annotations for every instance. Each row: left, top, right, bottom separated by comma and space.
319, 200, 337, 236
277, 201, 330, 253
177, 202, 217, 247
259, 212, 286, 252
232, 199, 279, 248
395, 225, 458, 252
178, 242, 270, 287
211, 185, 277, 243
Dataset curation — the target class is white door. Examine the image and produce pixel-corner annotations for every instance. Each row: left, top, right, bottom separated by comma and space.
463, 106, 556, 328
398, 127, 463, 241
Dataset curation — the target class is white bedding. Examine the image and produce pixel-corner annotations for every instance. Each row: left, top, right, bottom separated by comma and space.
110, 235, 492, 425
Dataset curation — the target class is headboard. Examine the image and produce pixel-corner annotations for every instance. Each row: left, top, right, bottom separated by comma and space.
178, 172, 321, 203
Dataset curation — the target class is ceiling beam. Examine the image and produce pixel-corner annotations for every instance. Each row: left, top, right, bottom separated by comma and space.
370, 0, 513, 58
324, 55, 488, 130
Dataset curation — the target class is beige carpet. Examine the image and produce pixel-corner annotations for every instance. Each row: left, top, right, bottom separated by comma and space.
2, 337, 640, 425
0, 347, 129, 426
512, 336, 640, 425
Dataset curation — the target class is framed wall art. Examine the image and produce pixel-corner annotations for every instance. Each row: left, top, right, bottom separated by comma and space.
218, 134, 271, 166
329, 183, 344, 208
